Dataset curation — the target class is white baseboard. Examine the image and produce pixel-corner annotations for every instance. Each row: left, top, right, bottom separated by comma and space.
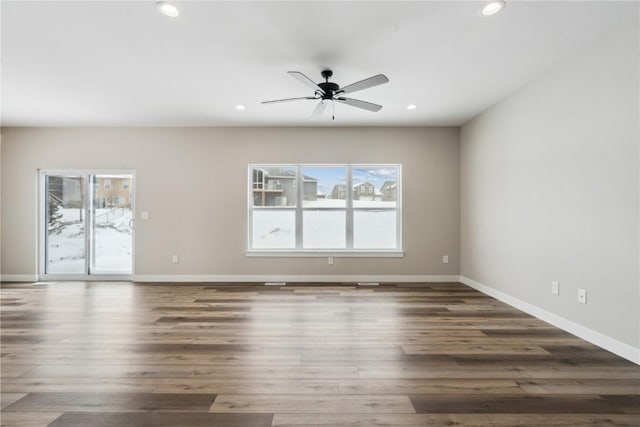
0, 274, 39, 282
38, 274, 133, 281
133, 274, 460, 283
460, 275, 640, 365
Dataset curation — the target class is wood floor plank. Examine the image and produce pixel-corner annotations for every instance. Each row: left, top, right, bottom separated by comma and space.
3, 392, 216, 413
0, 412, 63, 427
517, 379, 640, 395
154, 378, 338, 394
13, 364, 357, 379
401, 343, 551, 355
271, 413, 494, 426
523, 366, 640, 379
0, 393, 27, 410
1, 378, 161, 393
338, 378, 525, 395
488, 414, 640, 426
409, 394, 630, 414
47, 412, 273, 427
209, 394, 416, 414
357, 366, 530, 379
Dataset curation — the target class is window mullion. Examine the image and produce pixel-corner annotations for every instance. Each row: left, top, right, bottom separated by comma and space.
346, 165, 353, 249
86, 173, 93, 275
295, 165, 303, 249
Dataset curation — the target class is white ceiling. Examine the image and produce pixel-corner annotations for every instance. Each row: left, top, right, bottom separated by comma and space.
1, 1, 637, 127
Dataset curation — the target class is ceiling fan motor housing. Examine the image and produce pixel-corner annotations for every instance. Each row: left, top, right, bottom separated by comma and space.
318, 69, 341, 100
317, 82, 340, 99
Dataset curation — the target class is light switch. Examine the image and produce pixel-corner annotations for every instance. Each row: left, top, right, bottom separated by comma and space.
140, 211, 150, 220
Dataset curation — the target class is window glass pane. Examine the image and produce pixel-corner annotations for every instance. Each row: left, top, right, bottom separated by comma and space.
251, 166, 297, 207
303, 210, 346, 249
46, 175, 86, 274
352, 166, 398, 208
93, 175, 133, 273
302, 166, 347, 208
252, 210, 295, 249
354, 210, 397, 249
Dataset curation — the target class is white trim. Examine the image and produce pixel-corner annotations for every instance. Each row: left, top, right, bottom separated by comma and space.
1, 274, 39, 282
346, 165, 354, 249
460, 275, 640, 365
134, 274, 459, 283
246, 250, 404, 258
39, 274, 133, 281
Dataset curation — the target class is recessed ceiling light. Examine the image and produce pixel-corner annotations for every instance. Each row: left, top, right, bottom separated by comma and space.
157, 2, 180, 18
406, 104, 417, 110
235, 105, 246, 111
481, 1, 505, 16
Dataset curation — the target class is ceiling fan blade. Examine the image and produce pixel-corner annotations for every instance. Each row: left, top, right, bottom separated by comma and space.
335, 97, 383, 112
262, 96, 317, 104
339, 74, 389, 95
311, 101, 327, 118
288, 71, 325, 94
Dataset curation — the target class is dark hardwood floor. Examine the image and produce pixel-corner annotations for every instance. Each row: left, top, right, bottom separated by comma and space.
1, 281, 638, 426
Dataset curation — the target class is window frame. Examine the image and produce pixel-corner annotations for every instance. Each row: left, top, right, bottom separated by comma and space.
247, 164, 403, 257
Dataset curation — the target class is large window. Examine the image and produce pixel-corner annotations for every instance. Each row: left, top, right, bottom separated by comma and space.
248, 164, 401, 255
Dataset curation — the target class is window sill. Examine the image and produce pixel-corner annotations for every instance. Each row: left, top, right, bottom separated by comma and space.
246, 250, 404, 258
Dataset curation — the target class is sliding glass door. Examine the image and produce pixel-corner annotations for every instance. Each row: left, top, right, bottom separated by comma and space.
44, 174, 87, 274
42, 171, 134, 277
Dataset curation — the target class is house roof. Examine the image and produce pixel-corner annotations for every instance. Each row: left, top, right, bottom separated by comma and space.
259, 167, 317, 182
353, 181, 374, 188
381, 181, 397, 190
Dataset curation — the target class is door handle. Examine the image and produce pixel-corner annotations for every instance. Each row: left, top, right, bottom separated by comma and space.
129, 219, 135, 229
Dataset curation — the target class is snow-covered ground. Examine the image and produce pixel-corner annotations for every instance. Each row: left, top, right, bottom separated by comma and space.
304, 211, 346, 248
252, 200, 397, 249
252, 210, 295, 248
47, 208, 132, 273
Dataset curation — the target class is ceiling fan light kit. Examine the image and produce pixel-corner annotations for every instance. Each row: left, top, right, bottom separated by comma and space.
262, 69, 389, 120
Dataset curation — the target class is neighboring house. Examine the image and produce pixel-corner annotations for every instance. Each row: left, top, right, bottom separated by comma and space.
95, 178, 131, 208
353, 181, 375, 201
380, 180, 397, 202
48, 176, 130, 216
252, 167, 317, 206
329, 184, 346, 200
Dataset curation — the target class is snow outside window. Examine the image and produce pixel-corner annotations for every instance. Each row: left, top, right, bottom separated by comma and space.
248, 165, 401, 254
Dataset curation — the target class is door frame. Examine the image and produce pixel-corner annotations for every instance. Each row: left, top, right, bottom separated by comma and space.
38, 169, 136, 281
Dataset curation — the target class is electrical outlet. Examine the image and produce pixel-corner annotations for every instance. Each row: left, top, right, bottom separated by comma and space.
551, 281, 559, 295
442, 255, 449, 264
328, 256, 334, 265
578, 288, 587, 304
172, 255, 179, 264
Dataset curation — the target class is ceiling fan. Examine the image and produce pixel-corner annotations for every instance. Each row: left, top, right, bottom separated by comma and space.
262, 70, 389, 120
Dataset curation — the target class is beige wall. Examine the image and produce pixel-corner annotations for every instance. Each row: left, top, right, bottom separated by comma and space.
1, 126, 460, 278
461, 23, 639, 349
